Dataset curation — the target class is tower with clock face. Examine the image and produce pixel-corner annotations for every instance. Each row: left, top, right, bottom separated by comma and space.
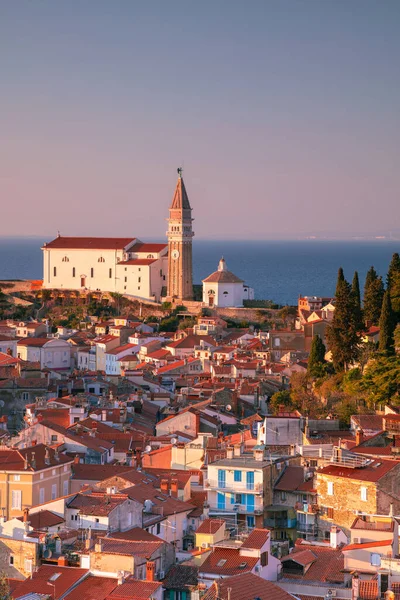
166, 168, 194, 300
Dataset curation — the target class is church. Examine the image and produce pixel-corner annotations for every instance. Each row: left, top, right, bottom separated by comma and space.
42, 170, 254, 307
42, 170, 194, 303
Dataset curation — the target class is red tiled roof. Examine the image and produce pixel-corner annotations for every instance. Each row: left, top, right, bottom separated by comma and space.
282, 549, 316, 567
359, 580, 379, 599
117, 259, 158, 266
241, 528, 269, 550
64, 576, 118, 600
0, 444, 72, 471
343, 539, 392, 551
71, 464, 135, 481
108, 578, 162, 599
274, 466, 306, 492
68, 492, 129, 516
10, 565, 88, 599
282, 541, 344, 583
108, 527, 163, 543
196, 518, 225, 535
17, 509, 65, 530
200, 547, 258, 576
202, 572, 294, 600
319, 459, 399, 482
130, 243, 167, 253
44, 236, 136, 249
99, 537, 163, 557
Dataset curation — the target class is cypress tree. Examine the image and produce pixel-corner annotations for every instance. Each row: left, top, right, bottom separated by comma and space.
335, 267, 345, 297
327, 275, 360, 371
387, 253, 400, 320
379, 290, 396, 354
363, 266, 384, 325
351, 271, 363, 331
307, 335, 326, 378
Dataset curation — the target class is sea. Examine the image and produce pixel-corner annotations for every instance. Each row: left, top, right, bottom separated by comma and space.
0, 237, 398, 306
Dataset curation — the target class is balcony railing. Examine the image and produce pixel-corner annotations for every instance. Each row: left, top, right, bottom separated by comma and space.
208, 503, 263, 515
265, 517, 297, 529
297, 523, 316, 533
205, 479, 263, 493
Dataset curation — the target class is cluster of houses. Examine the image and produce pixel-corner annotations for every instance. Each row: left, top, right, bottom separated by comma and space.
0, 297, 395, 600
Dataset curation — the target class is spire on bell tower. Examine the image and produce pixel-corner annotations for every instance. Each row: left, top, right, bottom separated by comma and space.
170, 167, 192, 210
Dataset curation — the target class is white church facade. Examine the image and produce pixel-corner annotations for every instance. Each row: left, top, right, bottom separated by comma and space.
42, 237, 168, 302
202, 257, 254, 308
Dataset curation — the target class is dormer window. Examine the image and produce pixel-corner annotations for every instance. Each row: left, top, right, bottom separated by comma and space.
98, 257, 105, 263
62, 256, 69, 262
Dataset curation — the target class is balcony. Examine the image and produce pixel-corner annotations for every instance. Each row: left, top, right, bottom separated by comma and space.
265, 517, 297, 529
205, 479, 263, 494
295, 502, 319, 514
208, 503, 263, 515
297, 523, 316, 534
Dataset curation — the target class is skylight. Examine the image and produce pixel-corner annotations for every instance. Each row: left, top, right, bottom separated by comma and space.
49, 573, 61, 582
216, 559, 227, 567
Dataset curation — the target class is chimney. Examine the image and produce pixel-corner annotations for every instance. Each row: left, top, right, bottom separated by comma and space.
24, 456, 28, 470
45, 447, 51, 466
57, 556, 68, 567
74, 454, 80, 464
203, 501, 210, 519
117, 571, 125, 586
253, 446, 265, 462
351, 573, 360, 600
234, 444, 242, 457
95, 541, 102, 553
333, 446, 342, 463
146, 561, 156, 582
226, 445, 234, 459
160, 479, 169, 494
23, 508, 29, 523
32, 439, 37, 446
330, 525, 339, 549
102, 410, 107, 422
170, 478, 178, 498
355, 428, 364, 446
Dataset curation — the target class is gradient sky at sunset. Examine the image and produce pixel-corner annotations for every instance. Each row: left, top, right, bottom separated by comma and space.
1, 1, 399, 239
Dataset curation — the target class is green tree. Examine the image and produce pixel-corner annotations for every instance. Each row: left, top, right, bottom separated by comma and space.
0, 574, 12, 600
335, 267, 345, 296
327, 274, 360, 371
363, 266, 384, 325
360, 355, 400, 407
387, 252, 400, 319
351, 271, 363, 331
269, 390, 293, 414
379, 290, 396, 355
307, 335, 327, 378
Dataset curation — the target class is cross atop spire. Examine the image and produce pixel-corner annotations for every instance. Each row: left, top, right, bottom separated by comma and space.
170, 168, 191, 210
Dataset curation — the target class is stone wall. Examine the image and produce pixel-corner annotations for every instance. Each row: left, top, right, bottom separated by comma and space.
0, 537, 39, 578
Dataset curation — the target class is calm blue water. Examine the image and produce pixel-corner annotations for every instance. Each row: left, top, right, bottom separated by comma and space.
0, 237, 398, 305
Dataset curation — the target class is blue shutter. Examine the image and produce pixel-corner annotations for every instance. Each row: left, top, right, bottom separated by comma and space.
246, 494, 255, 511
218, 469, 226, 488
217, 492, 225, 510
234, 470, 242, 482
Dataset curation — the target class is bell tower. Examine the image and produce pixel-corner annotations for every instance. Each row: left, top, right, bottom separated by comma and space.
167, 168, 194, 300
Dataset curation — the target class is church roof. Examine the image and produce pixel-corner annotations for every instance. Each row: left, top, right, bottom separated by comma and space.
203, 257, 244, 284
43, 237, 136, 250
170, 174, 191, 210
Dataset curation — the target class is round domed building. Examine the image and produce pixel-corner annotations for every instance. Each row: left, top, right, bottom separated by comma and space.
202, 257, 254, 308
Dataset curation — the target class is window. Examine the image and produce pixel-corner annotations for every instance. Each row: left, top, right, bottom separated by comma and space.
22, 392, 29, 401
234, 470, 242, 482
39, 488, 45, 504
261, 551, 268, 566
51, 435, 58, 442
24, 558, 33, 574
281, 491, 287, 502
9, 556, 14, 566
11, 490, 22, 510
91, 268, 94, 277
40, 473, 44, 480
53, 267, 57, 277
98, 257, 105, 263
327, 482, 334, 496
124, 277, 127, 282
370, 553, 381, 566
156, 523, 161, 535
147, 254, 154, 258
51, 484, 57, 500
63, 480, 69, 496
52, 469, 56, 476
361, 486, 368, 501
247, 515, 255, 528
13, 475, 20, 481
138, 277, 141, 283
109, 268, 112, 278
327, 507, 334, 519
62, 256, 69, 262
95, 518, 99, 523
72, 267, 76, 277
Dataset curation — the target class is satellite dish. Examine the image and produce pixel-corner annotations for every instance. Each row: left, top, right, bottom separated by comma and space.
145, 445, 152, 453
43, 548, 52, 559
171, 437, 177, 445
226, 404, 232, 412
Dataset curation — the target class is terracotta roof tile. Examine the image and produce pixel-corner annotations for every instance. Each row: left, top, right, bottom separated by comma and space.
202, 572, 294, 600
199, 547, 258, 576
196, 518, 225, 535
108, 578, 162, 599
241, 528, 269, 550
44, 237, 136, 250
64, 576, 118, 600
10, 565, 88, 599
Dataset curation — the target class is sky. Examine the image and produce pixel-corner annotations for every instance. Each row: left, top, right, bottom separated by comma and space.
1, 1, 399, 240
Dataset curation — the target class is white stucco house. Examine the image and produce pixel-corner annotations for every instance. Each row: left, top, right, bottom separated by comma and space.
202, 258, 254, 308
17, 338, 72, 370
42, 237, 168, 302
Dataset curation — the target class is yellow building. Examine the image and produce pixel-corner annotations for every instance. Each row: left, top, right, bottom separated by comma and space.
195, 518, 226, 549
0, 444, 73, 520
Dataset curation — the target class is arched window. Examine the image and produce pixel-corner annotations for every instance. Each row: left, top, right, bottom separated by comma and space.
98, 257, 105, 263
208, 289, 215, 296
223, 291, 229, 295
147, 254, 154, 259
62, 256, 69, 262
